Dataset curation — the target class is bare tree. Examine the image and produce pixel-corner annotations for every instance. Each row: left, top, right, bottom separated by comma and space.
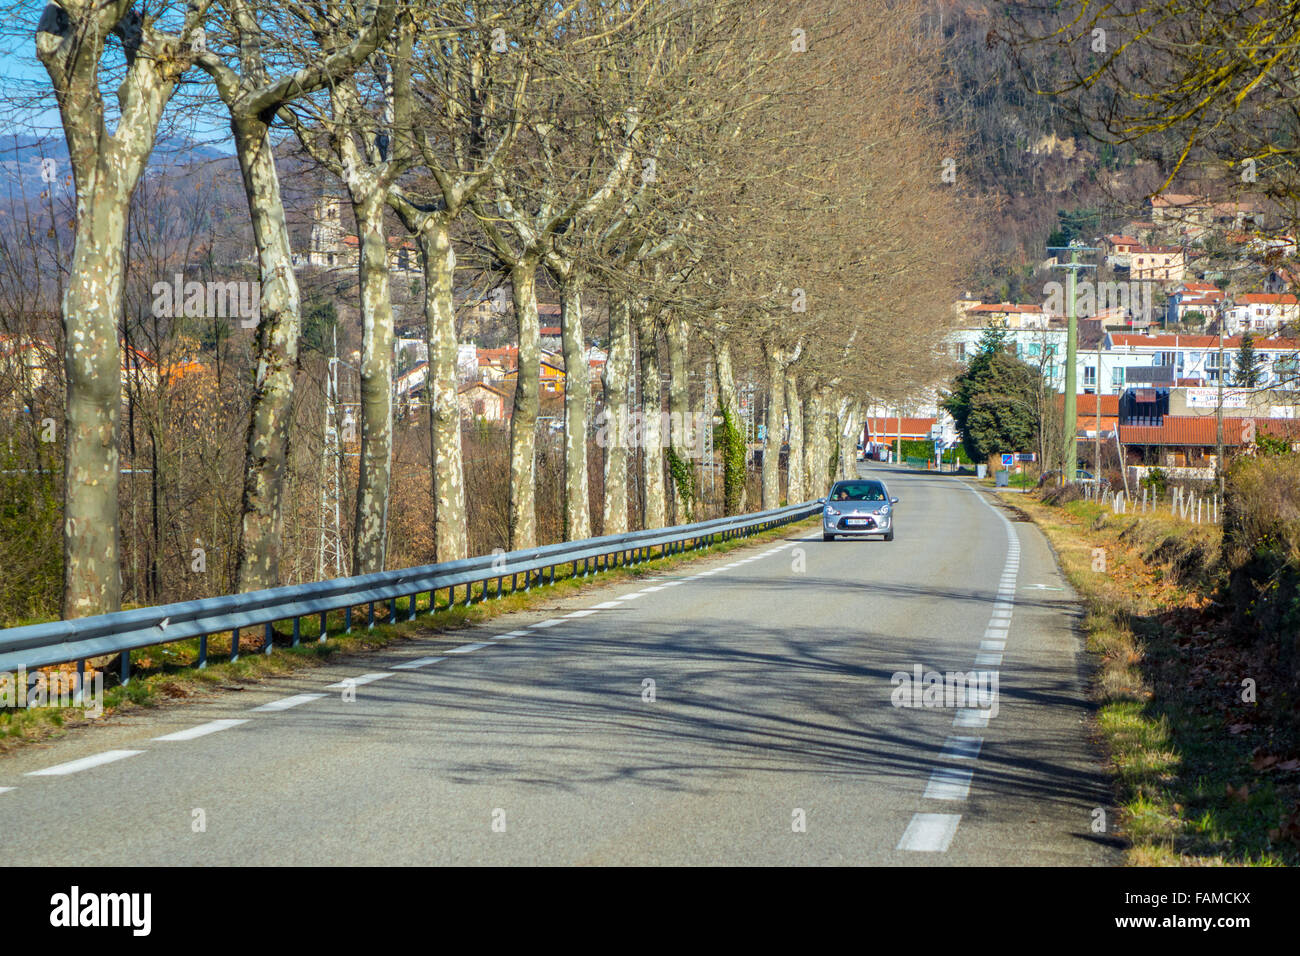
195, 0, 397, 590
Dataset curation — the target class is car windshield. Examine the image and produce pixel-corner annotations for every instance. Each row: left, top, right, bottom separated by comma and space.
831, 481, 886, 501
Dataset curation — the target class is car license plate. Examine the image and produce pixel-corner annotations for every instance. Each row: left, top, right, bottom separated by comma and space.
845, 517, 872, 527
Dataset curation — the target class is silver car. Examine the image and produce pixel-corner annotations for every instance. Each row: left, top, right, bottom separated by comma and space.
820, 478, 898, 541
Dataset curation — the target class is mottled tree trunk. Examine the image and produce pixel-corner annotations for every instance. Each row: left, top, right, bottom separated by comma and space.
233, 114, 302, 592
37, 4, 184, 616
508, 257, 541, 550
834, 396, 855, 481
559, 274, 590, 541
785, 373, 805, 503
601, 295, 633, 534
417, 218, 467, 562
804, 384, 829, 498
762, 349, 785, 508
60, 197, 127, 617
637, 304, 666, 529
665, 314, 693, 524
350, 193, 393, 573
710, 338, 747, 515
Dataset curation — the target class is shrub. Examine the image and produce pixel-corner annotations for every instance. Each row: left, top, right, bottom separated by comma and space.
1221, 455, 1300, 678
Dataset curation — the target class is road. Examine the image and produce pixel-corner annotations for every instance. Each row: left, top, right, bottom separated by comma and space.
0, 463, 1117, 865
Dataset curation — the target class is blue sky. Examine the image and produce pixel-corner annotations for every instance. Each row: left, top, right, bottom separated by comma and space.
0, 2, 234, 157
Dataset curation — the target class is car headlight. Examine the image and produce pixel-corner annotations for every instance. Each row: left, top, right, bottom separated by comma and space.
879, 504, 890, 515
824, 505, 840, 516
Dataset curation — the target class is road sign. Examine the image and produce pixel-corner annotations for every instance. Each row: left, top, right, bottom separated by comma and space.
1001, 453, 1013, 467
1016, 453, 1036, 462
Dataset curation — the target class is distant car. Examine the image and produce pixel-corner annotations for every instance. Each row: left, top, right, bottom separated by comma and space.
1038, 468, 1106, 487
820, 478, 898, 541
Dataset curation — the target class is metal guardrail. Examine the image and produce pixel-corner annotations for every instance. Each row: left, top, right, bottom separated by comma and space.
0, 501, 821, 678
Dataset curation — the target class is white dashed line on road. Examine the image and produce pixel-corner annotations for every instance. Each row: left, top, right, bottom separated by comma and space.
974, 652, 1003, 667
392, 656, 445, 669
939, 736, 983, 760
564, 609, 600, 618
26, 750, 145, 776
252, 693, 327, 713
590, 601, 624, 609
532, 618, 564, 627
153, 719, 248, 742
953, 708, 991, 729
897, 813, 962, 852
325, 672, 394, 688
924, 767, 974, 801
446, 642, 492, 654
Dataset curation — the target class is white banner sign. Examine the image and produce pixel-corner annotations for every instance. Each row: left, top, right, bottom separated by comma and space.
1185, 387, 1249, 409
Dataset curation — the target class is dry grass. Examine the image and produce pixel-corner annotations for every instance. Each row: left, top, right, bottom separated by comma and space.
1009, 492, 1297, 866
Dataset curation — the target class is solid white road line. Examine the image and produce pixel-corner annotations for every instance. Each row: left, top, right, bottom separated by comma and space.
897, 813, 962, 852
446, 642, 492, 654
252, 693, 327, 713
392, 656, 445, 669
924, 767, 974, 801
325, 672, 394, 688
26, 750, 144, 776
940, 736, 983, 760
153, 719, 248, 742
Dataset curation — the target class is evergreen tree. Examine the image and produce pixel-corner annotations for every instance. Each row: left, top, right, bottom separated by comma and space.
1232, 331, 1264, 387
945, 327, 1042, 461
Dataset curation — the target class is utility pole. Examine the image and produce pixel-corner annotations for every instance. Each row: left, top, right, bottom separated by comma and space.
1216, 295, 1227, 493
1047, 241, 1098, 484
318, 326, 346, 581
1096, 332, 1102, 480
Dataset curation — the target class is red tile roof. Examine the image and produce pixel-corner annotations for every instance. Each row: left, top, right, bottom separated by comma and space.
1235, 293, 1298, 304
865, 416, 936, 439
1119, 416, 1300, 446
1109, 333, 1300, 350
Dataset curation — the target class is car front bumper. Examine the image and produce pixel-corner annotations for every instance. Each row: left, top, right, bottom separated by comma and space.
823, 512, 891, 535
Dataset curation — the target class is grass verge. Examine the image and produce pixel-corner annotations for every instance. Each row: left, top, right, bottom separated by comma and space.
1008, 492, 1298, 866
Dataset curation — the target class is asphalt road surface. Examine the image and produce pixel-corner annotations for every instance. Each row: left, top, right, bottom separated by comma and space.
0, 463, 1118, 865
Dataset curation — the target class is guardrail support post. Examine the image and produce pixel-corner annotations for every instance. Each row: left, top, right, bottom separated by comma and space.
198, 634, 207, 669
408, 595, 417, 620
263, 622, 273, 654
119, 650, 130, 685
320, 611, 328, 641
230, 628, 240, 662
292, 617, 300, 647
345, 606, 353, 633
389, 597, 397, 623
367, 602, 375, 629
75, 659, 85, 703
